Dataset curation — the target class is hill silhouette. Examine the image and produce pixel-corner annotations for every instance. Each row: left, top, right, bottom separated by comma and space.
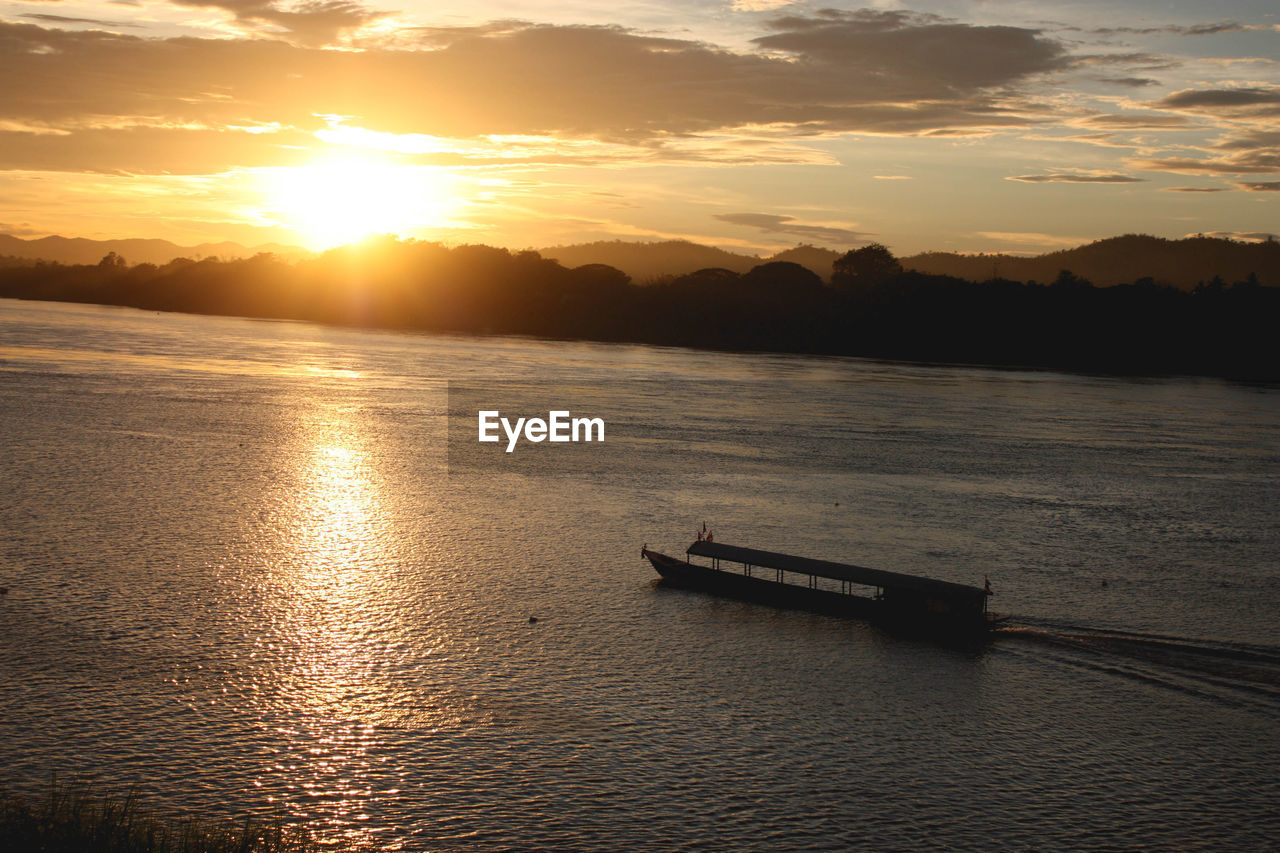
0, 236, 1274, 380
537, 235, 1278, 288
540, 240, 842, 282
0, 234, 309, 266
7, 232, 1273, 290
541, 240, 764, 281
766, 245, 840, 280
902, 234, 1280, 290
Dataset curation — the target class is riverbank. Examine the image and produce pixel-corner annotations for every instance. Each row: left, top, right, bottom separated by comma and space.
1, 239, 1276, 381
0, 780, 316, 853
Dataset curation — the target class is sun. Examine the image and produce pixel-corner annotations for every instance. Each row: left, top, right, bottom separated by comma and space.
261, 153, 456, 250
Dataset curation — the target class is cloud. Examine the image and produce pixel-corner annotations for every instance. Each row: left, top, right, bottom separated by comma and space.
1151, 87, 1280, 120
1162, 186, 1229, 192
1212, 129, 1280, 150
1172, 22, 1247, 35
0, 221, 47, 237
713, 213, 870, 245
1095, 77, 1160, 87
729, 0, 794, 10
1235, 181, 1280, 192
0, 16, 1076, 175
1071, 52, 1178, 72
1076, 114, 1193, 130
169, 0, 386, 46
1129, 154, 1279, 175
975, 231, 1088, 248
0, 119, 71, 135
1090, 22, 1247, 36
1131, 114, 1280, 178
753, 9, 1068, 96
1192, 231, 1277, 241
1007, 173, 1144, 183
1019, 131, 1140, 150
22, 14, 144, 28
0, 125, 316, 174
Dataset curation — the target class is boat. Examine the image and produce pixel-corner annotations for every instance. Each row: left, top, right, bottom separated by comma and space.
643, 540, 1001, 638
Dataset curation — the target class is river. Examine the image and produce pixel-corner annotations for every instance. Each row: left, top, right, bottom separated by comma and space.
1, 298, 1278, 849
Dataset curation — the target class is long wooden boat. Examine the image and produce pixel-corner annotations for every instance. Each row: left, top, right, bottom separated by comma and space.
643, 540, 1001, 638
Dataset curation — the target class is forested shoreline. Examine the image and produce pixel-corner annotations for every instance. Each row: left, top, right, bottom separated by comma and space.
1, 238, 1275, 380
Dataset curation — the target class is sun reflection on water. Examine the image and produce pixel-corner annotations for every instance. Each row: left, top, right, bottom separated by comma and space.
255, 406, 408, 849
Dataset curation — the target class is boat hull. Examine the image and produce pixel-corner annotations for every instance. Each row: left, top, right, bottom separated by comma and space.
644, 548, 996, 640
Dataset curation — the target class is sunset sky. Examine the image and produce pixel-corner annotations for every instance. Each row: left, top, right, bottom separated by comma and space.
1, 0, 1276, 255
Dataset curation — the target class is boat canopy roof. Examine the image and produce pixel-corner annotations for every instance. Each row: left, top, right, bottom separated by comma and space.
686, 540, 987, 603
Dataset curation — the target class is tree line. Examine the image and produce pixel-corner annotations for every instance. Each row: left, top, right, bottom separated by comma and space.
0, 238, 1274, 380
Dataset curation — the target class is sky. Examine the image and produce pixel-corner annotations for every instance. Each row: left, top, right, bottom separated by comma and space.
0, 0, 1277, 256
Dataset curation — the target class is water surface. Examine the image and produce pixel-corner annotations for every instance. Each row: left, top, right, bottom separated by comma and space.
1, 299, 1278, 849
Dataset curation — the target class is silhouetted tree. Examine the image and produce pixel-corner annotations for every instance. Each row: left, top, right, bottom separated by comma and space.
1194, 275, 1227, 296
1051, 269, 1092, 289
675, 268, 741, 287
569, 264, 631, 290
741, 261, 823, 292
832, 243, 902, 291
1, 237, 1275, 379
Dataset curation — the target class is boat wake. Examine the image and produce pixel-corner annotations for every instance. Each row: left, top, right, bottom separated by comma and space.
995, 619, 1280, 717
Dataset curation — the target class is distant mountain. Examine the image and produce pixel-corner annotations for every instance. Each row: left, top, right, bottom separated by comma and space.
0, 234, 309, 266
767, 244, 841, 281
7, 232, 1272, 291
540, 239, 841, 282
902, 234, 1280, 290
543, 234, 1277, 289
541, 240, 760, 281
